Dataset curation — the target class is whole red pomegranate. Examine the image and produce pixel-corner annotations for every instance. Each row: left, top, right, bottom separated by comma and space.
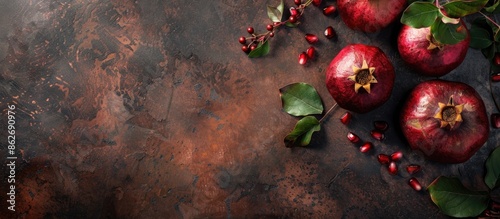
400, 80, 489, 163
337, 0, 407, 33
398, 24, 470, 77
326, 44, 395, 113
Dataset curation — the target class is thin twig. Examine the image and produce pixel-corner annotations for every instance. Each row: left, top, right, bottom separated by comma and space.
319, 103, 338, 124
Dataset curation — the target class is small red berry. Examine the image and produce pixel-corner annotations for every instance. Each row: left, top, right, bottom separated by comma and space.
239, 36, 246, 44
312, 0, 322, 6
377, 154, 390, 165
390, 151, 403, 162
242, 45, 250, 53
324, 26, 335, 39
492, 73, 500, 82
408, 177, 422, 191
373, 121, 389, 131
495, 53, 500, 66
289, 15, 298, 23
298, 52, 308, 65
269, 32, 275, 37
340, 112, 352, 125
406, 164, 421, 175
323, 5, 336, 16
250, 44, 257, 51
247, 27, 254, 34
347, 132, 360, 143
370, 130, 385, 141
305, 33, 319, 44
388, 162, 398, 175
294, 0, 301, 6
492, 113, 500, 129
266, 24, 273, 31
360, 142, 373, 153
306, 46, 315, 59
290, 7, 298, 16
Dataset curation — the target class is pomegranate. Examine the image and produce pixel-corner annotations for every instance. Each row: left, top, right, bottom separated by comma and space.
326, 44, 395, 113
337, 0, 406, 33
397, 24, 470, 77
400, 80, 489, 163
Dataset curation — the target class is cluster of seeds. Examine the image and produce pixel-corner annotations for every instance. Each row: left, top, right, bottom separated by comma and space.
340, 111, 423, 191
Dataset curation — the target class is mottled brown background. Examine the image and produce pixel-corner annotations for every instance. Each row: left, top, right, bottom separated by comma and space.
0, 0, 498, 218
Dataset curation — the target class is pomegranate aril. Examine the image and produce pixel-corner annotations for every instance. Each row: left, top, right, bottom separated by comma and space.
492, 113, 500, 129
323, 5, 336, 16
370, 130, 385, 141
324, 26, 335, 39
406, 164, 421, 175
305, 34, 319, 44
359, 142, 373, 153
390, 151, 403, 161
340, 112, 352, 125
298, 52, 308, 65
373, 121, 388, 131
312, 0, 322, 6
306, 46, 315, 59
294, 0, 301, 6
408, 177, 422, 191
347, 132, 360, 143
493, 73, 500, 82
377, 154, 390, 165
388, 162, 398, 175
290, 7, 298, 17
495, 53, 500, 66
247, 27, 254, 34
239, 36, 246, 44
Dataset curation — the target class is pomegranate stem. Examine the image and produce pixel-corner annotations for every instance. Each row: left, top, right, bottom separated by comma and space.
319, 103, 338, 124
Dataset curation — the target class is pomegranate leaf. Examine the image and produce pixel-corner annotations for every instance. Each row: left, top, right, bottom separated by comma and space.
485, 0, 500, 13
470, 25, 493, 49
248, 41, 270, 58
400, 2, 439, 28
267, 0, 284, 23
482, 43, 496, 59
431, 19, 467, 45
284, 116, 320, 147
428, 176, 489, 218
485, 147, 500, 189
280, 83, 324, 116
442, 0, 489, 18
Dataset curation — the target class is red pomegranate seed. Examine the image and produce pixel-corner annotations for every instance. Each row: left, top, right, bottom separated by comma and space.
305, 33, 319, 44
324, 26, 335, 39
294, 0, 301, 6
370, 130, 385, 141
373, 121, 388, 131
408, 177, 422, 191
406, 164, 421, 175
298, 52, 308, 65
347, 132, 360, 143
492, 113, 500, 129
388, 162, 398, 175
323, 5, 336, 16
290, 7, 298, 17
340, 112, 352, 125
306, 46, 315, 59
390, 151, 403, 161
377, 154, 390, 165
493, 73, 500, 82
312, 0, 322, 6
495, 53, 500, 66
359, 142, 373, 153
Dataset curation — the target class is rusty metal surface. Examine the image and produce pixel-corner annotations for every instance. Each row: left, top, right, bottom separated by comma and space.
0, 0, 498, 218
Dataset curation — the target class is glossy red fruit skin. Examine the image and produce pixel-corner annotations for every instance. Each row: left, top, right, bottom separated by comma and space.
388, 162, 398, 175
347, 132, 360, 143
326, 44, 395, 113
406, 164, 421, 175
492, 74, 500, 82
398, 24, 470, 77
390, 151, 403, 161
400, 80, 489, 163
408, 177, 422, 191
324, 26, 335, 39
340, 112, 352, 125
312, 0, 322, 6
305, 34, 319, 44
299, 52, 308, 65
294, 0, 301, 6
337, 0, 406, 33
323, 5, 336, 16
373, 121, 388, 131
377, 154, 390, 165
492, 113, 500, 129
360, 142, 373, 153
495, 53, 500, 66
370, 130, 385, 141
306, 46, 315, 59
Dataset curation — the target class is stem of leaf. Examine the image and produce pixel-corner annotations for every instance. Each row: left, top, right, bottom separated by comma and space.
480, 12, 500, 28
319, 103, 338, 124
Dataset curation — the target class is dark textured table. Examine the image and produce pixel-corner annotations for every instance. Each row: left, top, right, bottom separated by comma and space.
0, 0, 498, 218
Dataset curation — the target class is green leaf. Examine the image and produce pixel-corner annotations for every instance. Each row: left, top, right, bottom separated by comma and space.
248, 41, 270, 58
267, 0, 284, 23
442, 0, 489, 18
280, 83, 324, 116
284, 21, 298, 28
400, 2, 439, 28
482, 44, 496, 59
485, 147, 500, 189
485, 0, 500, 13
284, 116, 320, 147
428, 176, 489, 218
470, 25, 493, 49
431, 19, 467, 45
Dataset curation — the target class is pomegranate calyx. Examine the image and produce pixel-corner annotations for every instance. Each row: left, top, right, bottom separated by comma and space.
433, 96, 464, 129
426, 34, 444, 51
348, 60, 377, 93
